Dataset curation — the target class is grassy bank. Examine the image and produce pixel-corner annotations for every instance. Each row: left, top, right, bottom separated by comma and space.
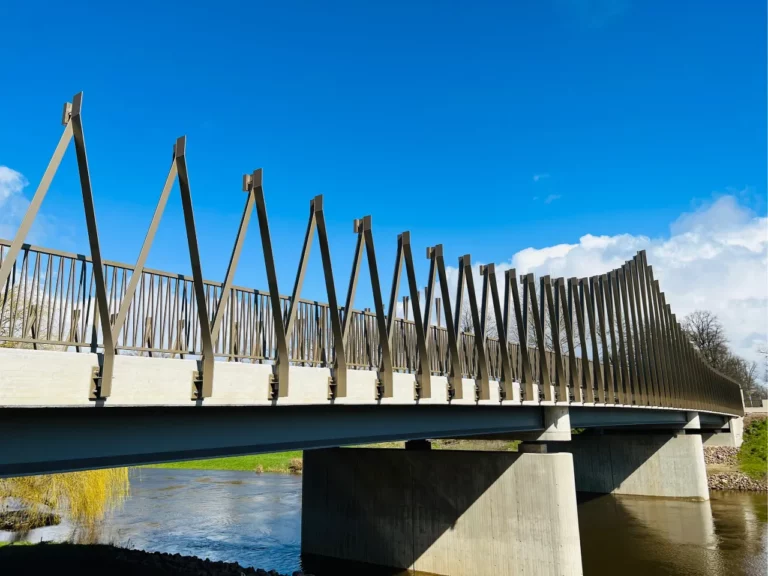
739, 416, 767, 479
146, 440, 519, 474
146, 439, 521, 473
146, 452, 302, 473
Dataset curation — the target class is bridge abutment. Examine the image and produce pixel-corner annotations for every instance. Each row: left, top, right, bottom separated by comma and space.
302, 447, 583, 576
549, 432, 709, 501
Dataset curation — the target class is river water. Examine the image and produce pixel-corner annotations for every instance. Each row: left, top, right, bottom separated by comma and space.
3, 468, 766, 575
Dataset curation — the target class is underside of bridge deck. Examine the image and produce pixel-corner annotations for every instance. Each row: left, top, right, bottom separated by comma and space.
0, 402, 733, 477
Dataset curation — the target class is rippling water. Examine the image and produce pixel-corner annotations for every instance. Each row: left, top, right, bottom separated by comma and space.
3, 468, 766, 575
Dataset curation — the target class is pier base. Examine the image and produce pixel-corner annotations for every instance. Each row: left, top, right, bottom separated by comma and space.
551, 433, 709, 501
301, 447, 583, 576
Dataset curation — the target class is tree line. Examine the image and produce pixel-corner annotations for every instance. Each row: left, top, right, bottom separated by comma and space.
683, 310, 767, 407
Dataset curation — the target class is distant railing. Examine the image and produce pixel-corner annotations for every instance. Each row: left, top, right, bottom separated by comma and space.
0, 92, 745, 416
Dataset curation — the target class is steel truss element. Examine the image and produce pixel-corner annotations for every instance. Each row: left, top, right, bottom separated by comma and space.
480, 264, 513, 400
506, 269, 533, 401
0, 94, 114, 398
432, 245, 463, 399
0, 93, 746, 416
343, 216, 393, 398
455, 255, 489, 400
285, 196, 347, 399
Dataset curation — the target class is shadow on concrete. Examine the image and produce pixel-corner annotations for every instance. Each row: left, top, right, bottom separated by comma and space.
550, 431, 691, 496
301, 446, 581, 575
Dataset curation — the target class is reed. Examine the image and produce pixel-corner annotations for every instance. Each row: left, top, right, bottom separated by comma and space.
0, 469, 130, 540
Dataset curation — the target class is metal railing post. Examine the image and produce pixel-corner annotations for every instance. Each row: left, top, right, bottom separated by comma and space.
507, 269, 533, 401
482, 264, 513, 400
434, 245, 463, 399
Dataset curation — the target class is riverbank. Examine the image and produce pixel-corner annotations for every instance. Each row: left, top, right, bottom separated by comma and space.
146, 440, 519, 474
705, 446, 767, 491
0, 542, 313, 576
705, 415, 767, 491
145, 452, 303, 474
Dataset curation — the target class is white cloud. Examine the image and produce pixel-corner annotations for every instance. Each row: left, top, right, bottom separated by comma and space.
0, 166, 30, 240
533, 173, 550, 182
0, 166, 28, 205
0, 165, 51, 243
442, 195, 768, 366
544, 194, 562, 204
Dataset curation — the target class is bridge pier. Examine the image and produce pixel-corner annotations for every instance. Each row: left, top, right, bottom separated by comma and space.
702, 416, 744, 448
301, 447, 583, 576
549, 432, 710, 501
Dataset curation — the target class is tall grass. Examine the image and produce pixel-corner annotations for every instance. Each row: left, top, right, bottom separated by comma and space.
0, 469, 130, 541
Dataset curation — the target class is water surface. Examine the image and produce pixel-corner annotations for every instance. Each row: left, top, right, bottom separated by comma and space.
3, 468, 765, 575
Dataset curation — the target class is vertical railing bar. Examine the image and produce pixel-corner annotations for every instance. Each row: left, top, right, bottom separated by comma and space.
558, 278, 580, 403
643, 259, 669, 406
484, 264, 513, 400
618, 267, 638, 404
462, 255, 489, 401
507, 269, 533, 401
401, 234, 431, 398
594, 275, 611, 403
628, 260, 649, 405
604, 272, 623, 403
543, 276, 567, 402
633, 255, 658, 405
434, 245, 463, 399
643, 268, 672, 407
526, 274, 551, 401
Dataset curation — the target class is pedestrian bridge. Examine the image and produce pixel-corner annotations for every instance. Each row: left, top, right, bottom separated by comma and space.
0, 92, 748, 576
0, 93, 744, 477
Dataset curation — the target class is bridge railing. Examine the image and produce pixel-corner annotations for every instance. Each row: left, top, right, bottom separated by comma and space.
0, 93, 745, 416
0, 237, 737, 414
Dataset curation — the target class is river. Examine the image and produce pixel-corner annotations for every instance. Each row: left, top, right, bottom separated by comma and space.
3, 468, 766, 575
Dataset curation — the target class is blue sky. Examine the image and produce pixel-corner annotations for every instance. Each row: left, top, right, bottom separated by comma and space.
1, 0, 765, 323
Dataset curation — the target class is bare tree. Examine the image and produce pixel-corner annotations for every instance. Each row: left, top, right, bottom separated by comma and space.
683, 310, 729, 368
684, 310, 768, 406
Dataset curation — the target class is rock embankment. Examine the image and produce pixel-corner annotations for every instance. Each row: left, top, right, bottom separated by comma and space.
703, 446, 738, 466
708, 472, 767, 491
704, 446, 767, 491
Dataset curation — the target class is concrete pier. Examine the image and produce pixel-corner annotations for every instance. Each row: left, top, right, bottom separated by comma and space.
302, 448, 583, 576
552, 433, 709, 501
702, 416, 744, 448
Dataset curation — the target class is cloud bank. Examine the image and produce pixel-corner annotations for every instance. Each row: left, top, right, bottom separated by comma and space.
442, 195, 767, 366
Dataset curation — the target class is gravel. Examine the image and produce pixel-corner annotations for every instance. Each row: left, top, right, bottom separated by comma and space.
0, 543, 315, 576
704, 446, 767, 491
708, 472, 768, 491
703, 446, 739, 466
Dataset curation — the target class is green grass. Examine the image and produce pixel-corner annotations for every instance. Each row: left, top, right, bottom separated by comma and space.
145, 452, 302, 473
146, 437, 527, 474
738, 417, 767, 480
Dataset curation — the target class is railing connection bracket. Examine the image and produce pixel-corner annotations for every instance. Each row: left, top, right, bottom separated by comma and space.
191, 369, 205, 401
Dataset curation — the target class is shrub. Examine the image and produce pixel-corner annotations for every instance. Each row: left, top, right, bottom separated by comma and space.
288, 458, 303, 475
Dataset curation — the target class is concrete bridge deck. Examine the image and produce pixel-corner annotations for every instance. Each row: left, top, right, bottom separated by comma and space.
0, 346, 737, 477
